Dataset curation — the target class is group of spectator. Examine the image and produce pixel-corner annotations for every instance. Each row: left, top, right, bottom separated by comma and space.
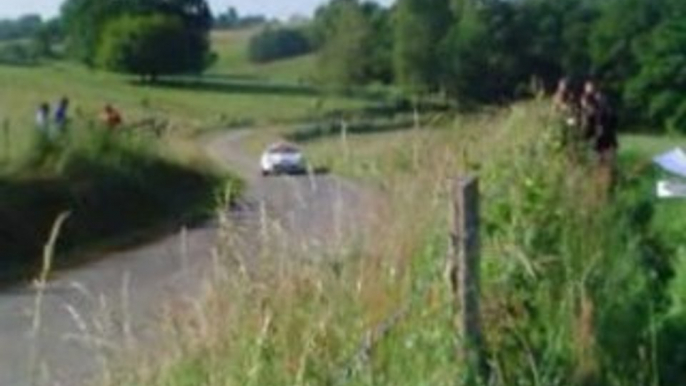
35, 97, 70, 139
35, 98, 123, 138
553, 78, 619, 165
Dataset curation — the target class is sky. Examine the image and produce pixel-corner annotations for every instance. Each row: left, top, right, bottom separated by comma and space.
0, 0, 395, 20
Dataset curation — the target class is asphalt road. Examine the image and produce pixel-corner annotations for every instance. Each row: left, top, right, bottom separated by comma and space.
0, 130, 370, 386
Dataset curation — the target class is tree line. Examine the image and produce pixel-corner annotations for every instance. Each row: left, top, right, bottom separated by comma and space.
312, 0, 686, 133
0, 15, 62, 65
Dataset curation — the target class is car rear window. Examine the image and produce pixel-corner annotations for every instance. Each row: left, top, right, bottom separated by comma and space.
268, 144, 300, 154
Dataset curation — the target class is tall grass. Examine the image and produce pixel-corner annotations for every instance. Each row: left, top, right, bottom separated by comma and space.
103, 102, 685, 386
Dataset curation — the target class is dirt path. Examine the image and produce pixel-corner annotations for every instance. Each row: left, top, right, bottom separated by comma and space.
0, 130, 370, 386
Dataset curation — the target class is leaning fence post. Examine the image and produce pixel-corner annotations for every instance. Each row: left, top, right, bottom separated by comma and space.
450, 176, 487, 384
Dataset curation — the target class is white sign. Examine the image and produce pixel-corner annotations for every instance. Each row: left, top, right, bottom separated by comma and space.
654, 148, 686, 199
657, 180, 686, 198
654, 148, 686, 178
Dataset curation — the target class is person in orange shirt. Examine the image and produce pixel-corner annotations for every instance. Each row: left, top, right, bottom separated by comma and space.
101, 104, 123, 129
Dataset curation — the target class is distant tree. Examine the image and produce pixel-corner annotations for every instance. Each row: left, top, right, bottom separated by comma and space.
214, 7, 267, 30
60, 0, 128, 65
313, 0, 392, 87
61, 0, 213, 69
97, 14, 202, 80
393, 0, 452, 93
590, 0, 665, 90
216, 7, 239, 27
32, 18, 63, 58
625, 18, 686, 133
248, 27, 312, 63
0, 14, 45, 41
361, 2, 393, 84
440, 2, 493, 103
518, 0, 599, 84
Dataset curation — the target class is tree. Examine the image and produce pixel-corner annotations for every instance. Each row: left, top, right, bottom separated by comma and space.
313, 0, 392, 87
440, 2, 493, 103
32, 18, 63, 58
61, 0, 129, 65
97, 15, 199, 80
61, 0, 213, 70
590, 0, 665, 91
393, 0, 452, 93
0, 14, 45, 41
625, 18, 686, 133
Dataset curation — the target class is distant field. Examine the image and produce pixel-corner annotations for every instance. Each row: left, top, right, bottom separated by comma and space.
0, 28, 366, 162
209, 28, 316, 83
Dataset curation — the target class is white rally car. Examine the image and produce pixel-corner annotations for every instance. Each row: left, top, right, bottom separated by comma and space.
260, 142, 307, 176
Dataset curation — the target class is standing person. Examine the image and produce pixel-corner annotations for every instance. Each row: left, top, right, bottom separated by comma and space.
54, 97, 70, 134
553, 77, 577, 125
553, 77, 583, 155
580, 80, 618, 163
580, 79, 619, 194
101, 104, 123, 130
35, 102, 51, 134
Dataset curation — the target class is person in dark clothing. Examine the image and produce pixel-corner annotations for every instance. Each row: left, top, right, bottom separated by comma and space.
579, 80, 618, 164
54, 97, 70, 133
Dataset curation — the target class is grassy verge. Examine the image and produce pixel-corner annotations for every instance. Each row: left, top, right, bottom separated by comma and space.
0, 121, 240, 284
106, 102, 686, 385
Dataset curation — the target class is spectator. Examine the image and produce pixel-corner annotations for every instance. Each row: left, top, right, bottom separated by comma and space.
101, 104, 123, 129
580, 80, 619, 167
54, 97, 70, 132
553, 77, 583, 152
553, 77, 577, 123
35, 102, 50, 134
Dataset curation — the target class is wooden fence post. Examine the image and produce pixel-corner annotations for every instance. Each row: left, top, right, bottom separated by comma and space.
450, 176, 487, 385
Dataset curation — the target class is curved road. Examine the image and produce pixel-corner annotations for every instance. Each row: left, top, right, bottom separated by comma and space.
0, 130, 371, 386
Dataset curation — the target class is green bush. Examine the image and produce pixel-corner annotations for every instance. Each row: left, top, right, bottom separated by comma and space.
0, 42, 39, 65
248, 27, 312, 63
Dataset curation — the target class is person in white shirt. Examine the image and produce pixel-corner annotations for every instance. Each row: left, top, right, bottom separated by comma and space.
35, 102, 51, 134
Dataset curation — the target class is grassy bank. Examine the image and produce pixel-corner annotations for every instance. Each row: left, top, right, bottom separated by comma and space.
103, 102, 686, 385
0, 121, 239, 284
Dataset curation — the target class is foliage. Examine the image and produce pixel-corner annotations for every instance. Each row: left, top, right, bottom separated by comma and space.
0, 14, 43, 41
248, 27, 312, 64
306, 0, 686, 131
0, 41, 40, 66
97, 14, 207, 79
393, 0, 451, 93
625, 18, 686, 134
313, 0, 392, 87
214, 6, 267, 30
61, 0, 212, 70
